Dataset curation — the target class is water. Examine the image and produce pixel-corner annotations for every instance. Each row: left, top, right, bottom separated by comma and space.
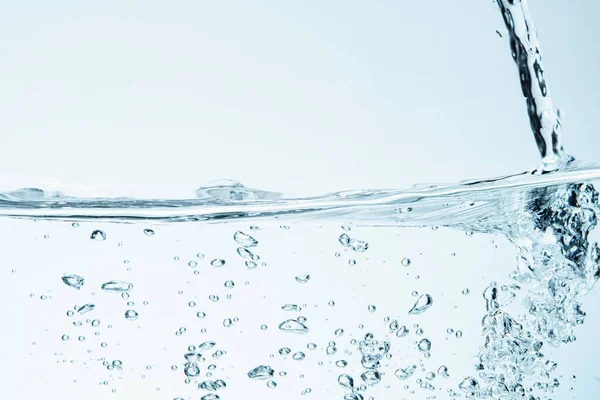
2, 2, 600, 400
496, 0, 569, 171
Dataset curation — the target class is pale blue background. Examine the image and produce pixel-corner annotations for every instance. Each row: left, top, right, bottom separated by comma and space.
0, 2, 600, 399
0, 1, 598, 196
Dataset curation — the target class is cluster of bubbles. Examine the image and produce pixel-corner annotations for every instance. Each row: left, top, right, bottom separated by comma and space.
50, 181, 600, 400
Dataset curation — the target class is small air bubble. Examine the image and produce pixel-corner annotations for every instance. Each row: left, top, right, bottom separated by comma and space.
295, 274, 310, 284
90, 230, 106, 241
125, 309, 138, 321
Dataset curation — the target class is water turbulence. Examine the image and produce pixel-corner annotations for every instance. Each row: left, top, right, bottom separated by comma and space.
496, 0, 570, 170
2, 2, 600, 400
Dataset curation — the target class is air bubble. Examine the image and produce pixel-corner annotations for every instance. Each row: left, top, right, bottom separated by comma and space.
295, 274, 310, 284
210, 259, 225, 267
62, 275, 85, 290
234, 231, 258, 247
409, 294, 433, 315
90, 230, 106, 241
125, 309, 138, 321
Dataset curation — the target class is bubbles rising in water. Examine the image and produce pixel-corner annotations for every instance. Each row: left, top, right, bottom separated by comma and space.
359, 334, 390, 369
458, 377, 480, 395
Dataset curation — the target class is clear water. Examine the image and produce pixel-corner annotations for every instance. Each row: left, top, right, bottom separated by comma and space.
3, 2, 600, 400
